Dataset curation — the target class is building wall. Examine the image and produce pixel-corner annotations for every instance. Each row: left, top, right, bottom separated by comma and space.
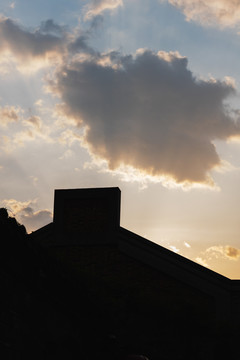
46, 243, 217, 359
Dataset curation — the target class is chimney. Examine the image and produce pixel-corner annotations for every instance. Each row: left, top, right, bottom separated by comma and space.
53, 187, 121, 245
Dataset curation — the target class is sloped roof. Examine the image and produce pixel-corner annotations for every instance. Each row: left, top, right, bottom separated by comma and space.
30, 187, 240, 323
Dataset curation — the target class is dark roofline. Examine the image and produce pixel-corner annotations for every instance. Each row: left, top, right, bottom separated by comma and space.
29, 185, 240, 324
119, 226, 230, 282
30, 219, 240, 321
30, 221, 238, 286
118, 227, 236, 290
117, 227, 240, 322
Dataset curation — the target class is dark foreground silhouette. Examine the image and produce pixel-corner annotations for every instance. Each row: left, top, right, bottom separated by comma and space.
0, 208, 150, 359
0, 204, 239, 360
0, 206, 26, 243
0, 207, 37, 283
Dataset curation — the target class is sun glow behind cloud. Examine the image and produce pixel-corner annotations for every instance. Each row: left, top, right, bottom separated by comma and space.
0, 12, 239, 190
49, 46, 240, 189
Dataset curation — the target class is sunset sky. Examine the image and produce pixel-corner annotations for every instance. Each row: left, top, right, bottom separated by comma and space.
0, 0, 240, 278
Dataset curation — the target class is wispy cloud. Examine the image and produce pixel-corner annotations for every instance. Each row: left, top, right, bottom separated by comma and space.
57, 129, 83, 147
59, 148, 74, 160
84, 0, 123, 20
24, 115, 43, 130
0, 111, 54, 153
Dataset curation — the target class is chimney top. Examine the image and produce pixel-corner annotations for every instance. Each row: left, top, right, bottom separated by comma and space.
53, 187, 121, 244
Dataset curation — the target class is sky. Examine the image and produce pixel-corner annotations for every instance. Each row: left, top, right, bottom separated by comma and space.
0, 0, 240, 278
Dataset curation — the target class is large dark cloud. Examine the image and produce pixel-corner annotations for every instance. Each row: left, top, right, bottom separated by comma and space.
51, 49, 240, 185
1, 15, 239, 185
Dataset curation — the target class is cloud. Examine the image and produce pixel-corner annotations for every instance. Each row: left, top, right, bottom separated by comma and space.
0, 198, 31, 214
0, 16, 105, 74
225, 246, 240, 259
19, 208, 53, 232
169, 245, 180, 253
84, 0, 123, 20
23, 115, 42, 131
195, 257, 209, 268
68, 15, 103, 56
67, 33, 100, 58
39, 19, 67, 37
166, 0, 240, 28
0, 111, 53, 152
29, 175, 38, 186
206, 245, 240, 260
0, 17, 66, 67
0, 198, 52, 232
59, 149, 74, 160
50, 48, 240, 186
11, 129, 52, 148
34, 99, 43, 107
57, 129, 83, 146
0, 105, 21, 126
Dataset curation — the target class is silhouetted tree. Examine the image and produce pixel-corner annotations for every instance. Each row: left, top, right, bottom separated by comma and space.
0, 207, 26, 243
0, 207, 37, 284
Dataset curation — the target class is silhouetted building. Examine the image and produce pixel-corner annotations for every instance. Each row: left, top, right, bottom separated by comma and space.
1, 188, 240, 359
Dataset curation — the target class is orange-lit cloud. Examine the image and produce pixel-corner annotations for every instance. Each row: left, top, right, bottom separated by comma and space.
50, 49, 240, 186
206, 245, 240, 260
195, 257, 209, 268
84, 0, 123, 19
166, 0, 240, 28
